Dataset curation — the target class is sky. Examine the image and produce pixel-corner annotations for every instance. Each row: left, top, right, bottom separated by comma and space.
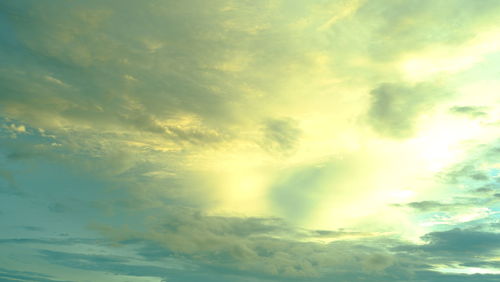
1, 0, 500, 281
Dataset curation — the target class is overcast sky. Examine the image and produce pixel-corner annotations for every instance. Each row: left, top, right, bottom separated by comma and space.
1, 1, 500, 281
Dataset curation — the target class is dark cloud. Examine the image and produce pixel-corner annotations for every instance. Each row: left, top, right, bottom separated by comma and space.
443, 164, 492, 184
39, 249, 173, 279
396, 228, 500, 259
92, 208, 399, 278
462, 260, 500, 268
412, 271, 500, 282
380, 228, 500, 281
470, 172, 490, 181
367, 82, 447, 138
474, 186, 495, 193
421, 228, 500, 255
0, 132, 135, 181
7, 222, 500, 281
0, 237, 100, 245
0, 267, 69, 282
2, 1, 500, 281
449, 106, 488, 118
48, 203, 70, 213
405, 200, 459, 212
0, 0, 247, 146
260, 118, 302, 155
20, 226, 44, 232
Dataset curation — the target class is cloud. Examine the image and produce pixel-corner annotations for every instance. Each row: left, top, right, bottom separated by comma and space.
420, 228, 500, 255
0, 1, 245, 147
260, 118, 301, 155
7, 123, 26, 133
91, 208, 398, 278
449, 106, 488, 118
48, 203, 70, 213
412, 271, 500, 282
385, 228, 500, 281
39, 250, 173, 279
404, 200, 461, 212
394, 228, 500, 270
0, 238, 98, 245
2, 1, 500, 281
0, 267, 70, 282
20, 226, 44, 232
356, 0, 500, 61
5, 212, 500, 281
366, 82, 448, 138
361, 253, 395, 273
440, 138, 500, 188
461, 261, 500, 269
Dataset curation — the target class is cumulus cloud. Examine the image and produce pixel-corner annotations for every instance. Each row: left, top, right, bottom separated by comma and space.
91, 208, 398, 278
90, 212, 500, 281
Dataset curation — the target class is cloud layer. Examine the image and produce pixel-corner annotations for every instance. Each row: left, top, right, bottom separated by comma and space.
2, 0, 500, 281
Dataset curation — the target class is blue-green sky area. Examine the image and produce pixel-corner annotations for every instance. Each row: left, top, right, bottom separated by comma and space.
2, 1, 500, 281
